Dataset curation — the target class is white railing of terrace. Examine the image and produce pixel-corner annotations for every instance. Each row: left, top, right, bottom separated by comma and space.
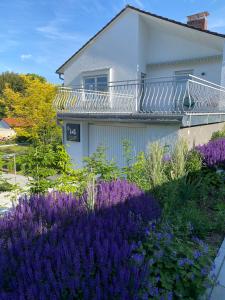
53, 75, 225, 115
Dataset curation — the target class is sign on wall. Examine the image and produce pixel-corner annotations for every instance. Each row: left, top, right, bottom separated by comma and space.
66, 124, 80, 142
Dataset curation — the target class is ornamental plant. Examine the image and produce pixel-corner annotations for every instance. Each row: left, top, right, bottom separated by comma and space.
196, 138, 225, 168
0, 180, 160, 299
133, 223, 215, 299
211, 126, 225, 141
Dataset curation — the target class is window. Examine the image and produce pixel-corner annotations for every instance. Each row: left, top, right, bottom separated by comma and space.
84, 77, 95, 91
84, 75, 108, 92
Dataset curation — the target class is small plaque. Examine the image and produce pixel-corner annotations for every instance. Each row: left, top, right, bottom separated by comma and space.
66, 124, 80, 142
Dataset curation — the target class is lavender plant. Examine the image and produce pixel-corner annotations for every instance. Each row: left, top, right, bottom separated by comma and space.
196, 138, 225, 168
0, 180, 160, 299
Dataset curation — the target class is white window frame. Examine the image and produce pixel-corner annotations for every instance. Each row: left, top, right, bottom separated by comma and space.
83, 74, 108, 92
81, 69, 110, 104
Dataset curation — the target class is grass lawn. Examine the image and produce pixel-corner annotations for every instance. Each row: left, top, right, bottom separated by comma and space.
0, 144, 31, 174
0, 144, 30, 155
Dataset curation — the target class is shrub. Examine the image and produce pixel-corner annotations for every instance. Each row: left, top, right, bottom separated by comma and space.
84, 146, 122, 181
185, 149, 202, 174
196, 138, 225, 168
134, 224, 214, 299
0, 180, 160, 299
123, 152, 149, 191
211, 127, 225, 141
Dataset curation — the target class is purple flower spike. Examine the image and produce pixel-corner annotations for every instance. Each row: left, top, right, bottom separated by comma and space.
0, 179, 160, 299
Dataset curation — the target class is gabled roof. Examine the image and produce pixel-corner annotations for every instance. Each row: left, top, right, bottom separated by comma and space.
56, 5, 225, 74
2, 118, 30, 128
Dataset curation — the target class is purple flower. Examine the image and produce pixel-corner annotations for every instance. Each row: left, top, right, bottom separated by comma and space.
132, 253, 144, 265
201, 268, 208, 276
193, 250, 201, 259
178, 258, 186, 267
196, 138, 225, 167
163, 153, 171, 162
148, 258, 155, 266
0, 180, 161, 299
167, 291, 173, 300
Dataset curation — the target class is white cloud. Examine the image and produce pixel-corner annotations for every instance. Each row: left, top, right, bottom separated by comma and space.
20, 53, 32, 60
36, 21, 86, 42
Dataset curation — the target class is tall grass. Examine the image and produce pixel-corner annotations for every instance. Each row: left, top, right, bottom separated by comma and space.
145, 142, 166, 189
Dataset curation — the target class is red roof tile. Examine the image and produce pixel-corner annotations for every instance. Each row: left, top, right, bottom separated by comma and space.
2, 118, 30, 128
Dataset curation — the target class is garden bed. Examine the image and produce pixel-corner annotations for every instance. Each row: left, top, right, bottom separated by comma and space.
0, 135, 225, 299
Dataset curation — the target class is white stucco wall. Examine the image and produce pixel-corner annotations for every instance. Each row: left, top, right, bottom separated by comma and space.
142, 15, 223, 64
180, 122, 225, 148
138, 15, 223, 84
63, 121, 88, 167
0, 121, 16, 138
220, 41, 225, 86
64, 120, 179, 167
138, 16, 149, 76
147, 59, 222, 84
64, 120, 225, 168
64, 10, 139, 86
62, 9, 224, 86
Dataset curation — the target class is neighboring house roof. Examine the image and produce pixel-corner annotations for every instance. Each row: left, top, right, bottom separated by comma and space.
56, 5, 225, 75
2, 118, 30, 128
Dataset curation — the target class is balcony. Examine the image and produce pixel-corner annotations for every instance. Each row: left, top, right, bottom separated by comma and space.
53, 75, 225, 116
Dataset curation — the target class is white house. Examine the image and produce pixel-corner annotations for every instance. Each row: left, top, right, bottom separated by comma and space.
54, 5, 225, 167
0, 119, 16, 140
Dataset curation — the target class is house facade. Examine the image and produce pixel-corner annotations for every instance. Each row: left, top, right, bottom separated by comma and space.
54, 5, 225, 167
0, 119, 16, 140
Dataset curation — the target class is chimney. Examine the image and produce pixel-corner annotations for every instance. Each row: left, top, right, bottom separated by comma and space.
187, 12, 209, 30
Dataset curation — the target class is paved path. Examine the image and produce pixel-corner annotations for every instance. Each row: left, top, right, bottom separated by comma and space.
2, 173, 29, 187
0, 144, 18, 148
207, 239, 225, 299
0, 173, 29, 214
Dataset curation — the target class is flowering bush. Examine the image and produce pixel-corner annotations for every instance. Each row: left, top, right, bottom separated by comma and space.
133, 224, 215, 299
0, 180, 160, 299
196, 138, 225, 168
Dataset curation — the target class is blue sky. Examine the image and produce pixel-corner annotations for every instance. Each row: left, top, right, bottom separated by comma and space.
1, 0, 225, 83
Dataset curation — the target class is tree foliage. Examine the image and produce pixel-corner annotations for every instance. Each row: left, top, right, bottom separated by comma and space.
0, 71, 25, 95
0, 72, 26, 117
0, 73, 60, 143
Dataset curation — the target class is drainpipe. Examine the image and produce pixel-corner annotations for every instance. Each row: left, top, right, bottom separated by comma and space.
58, 73, 64, 86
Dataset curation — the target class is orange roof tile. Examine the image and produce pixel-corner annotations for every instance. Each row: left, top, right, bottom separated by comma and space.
2, 118, 30, 128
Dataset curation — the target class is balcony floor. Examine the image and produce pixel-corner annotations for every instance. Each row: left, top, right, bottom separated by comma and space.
57, 112, 225, 127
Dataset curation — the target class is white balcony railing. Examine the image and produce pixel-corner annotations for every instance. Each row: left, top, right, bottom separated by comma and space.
53, 75, 225, 115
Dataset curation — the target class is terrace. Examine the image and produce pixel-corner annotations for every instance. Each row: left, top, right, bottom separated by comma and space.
54, 75, 225, 125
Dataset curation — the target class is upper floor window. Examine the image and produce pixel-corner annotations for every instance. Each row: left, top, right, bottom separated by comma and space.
84, 75, 108, 92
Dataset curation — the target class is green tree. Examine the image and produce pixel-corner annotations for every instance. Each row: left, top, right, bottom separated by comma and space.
0, 71, 25, 95
0, 72, 26, 117
26, 73, 46, 83
0, 73, 60, 143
